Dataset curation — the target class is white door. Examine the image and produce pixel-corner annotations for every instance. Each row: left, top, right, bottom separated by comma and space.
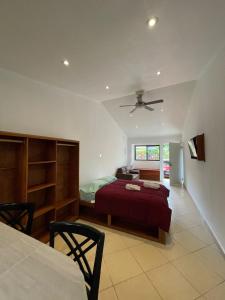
169, 143, 181, 186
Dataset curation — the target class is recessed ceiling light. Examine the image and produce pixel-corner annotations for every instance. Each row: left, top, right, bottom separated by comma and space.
135, 125, 139, 129
105, 85, 109, 90
148, 16, 159, 28
157, 71, 161, 76
63, 59, 70, 66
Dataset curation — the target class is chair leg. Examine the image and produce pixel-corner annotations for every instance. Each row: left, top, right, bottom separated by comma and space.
107, 214, 112, 226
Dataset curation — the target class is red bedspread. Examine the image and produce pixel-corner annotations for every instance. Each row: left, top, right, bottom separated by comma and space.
95, 179, 172, 232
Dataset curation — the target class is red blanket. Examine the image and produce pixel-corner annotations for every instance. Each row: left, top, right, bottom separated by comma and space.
95, 179, 171, 232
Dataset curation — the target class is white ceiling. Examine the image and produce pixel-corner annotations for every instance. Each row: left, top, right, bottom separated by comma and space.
103, 81, 196, 137
0, 0, 225, 102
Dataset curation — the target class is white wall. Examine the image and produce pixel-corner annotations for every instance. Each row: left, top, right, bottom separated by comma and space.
128, 135, 181, 180
0, 68, 127, 185
182, 46, 225, 252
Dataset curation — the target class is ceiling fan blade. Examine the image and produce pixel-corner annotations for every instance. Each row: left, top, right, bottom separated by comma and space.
145, 105, 154, 111
130, 107, 138, 114
145, 99, 164, 105
120, 104, 136, 107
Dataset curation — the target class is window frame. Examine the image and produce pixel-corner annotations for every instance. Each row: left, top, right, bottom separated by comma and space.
134, 145, 160, 161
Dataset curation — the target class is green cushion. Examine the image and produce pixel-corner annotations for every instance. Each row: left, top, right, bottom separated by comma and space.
99, 176, 117, 184
80, 179, 107, 194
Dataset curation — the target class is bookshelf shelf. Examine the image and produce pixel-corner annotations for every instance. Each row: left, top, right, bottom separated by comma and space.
0, 167, 17, 170
28, 160, 56, 165
56, 197, 77, 210
34, 205, 55, 219
27, 182, 56, 193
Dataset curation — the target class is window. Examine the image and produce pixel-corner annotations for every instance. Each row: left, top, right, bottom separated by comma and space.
135, 145, 160, 161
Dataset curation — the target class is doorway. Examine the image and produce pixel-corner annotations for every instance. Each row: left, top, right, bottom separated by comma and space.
169, 142, 185, 186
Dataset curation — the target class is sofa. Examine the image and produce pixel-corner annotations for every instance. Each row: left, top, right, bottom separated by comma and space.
115, 167, 139, 180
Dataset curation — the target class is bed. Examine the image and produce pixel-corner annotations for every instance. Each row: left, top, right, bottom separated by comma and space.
80, 178, 171, 243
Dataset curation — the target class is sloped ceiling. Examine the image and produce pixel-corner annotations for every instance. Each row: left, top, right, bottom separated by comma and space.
103, 81, 196, 137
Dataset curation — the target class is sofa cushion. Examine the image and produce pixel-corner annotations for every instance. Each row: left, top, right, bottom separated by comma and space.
117, 167, 127, 174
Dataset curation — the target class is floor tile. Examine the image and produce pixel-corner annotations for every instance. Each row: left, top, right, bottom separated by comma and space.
99, 287, 118, 300
188, 225, 214, 245
104, 249, 142, 285
204, 282, 225, 299
54, 235, 68, 252
173, 253, 223, 293
195, 245, 225, 279
173, 230, 206, 252
147, 263, 199, 300
158, 239, 189, 261
129, 242, 168, 271
120, 232, 144, 248
104, 232, 127, 255
115, 273, 161, 300
174, 212, 203, 229
170, 221, 187, 234
100, 260, 113, 291
210, 243, 221, 251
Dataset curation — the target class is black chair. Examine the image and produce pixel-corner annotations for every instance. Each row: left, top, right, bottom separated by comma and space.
49, 221, 105, 300
0, 202, 35, 235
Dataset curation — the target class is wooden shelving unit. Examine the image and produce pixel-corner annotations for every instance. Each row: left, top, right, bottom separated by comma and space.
0, 131, 79, 242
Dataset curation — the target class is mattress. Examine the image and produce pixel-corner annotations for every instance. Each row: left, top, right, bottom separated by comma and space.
79, 176, 117, 203
79, 190, 95, 203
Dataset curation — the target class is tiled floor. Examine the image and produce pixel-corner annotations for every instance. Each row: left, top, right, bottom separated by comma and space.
55, 182, 225, 300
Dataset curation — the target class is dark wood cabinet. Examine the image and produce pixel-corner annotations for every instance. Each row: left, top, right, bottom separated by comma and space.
139, 169, 160, 181
0, 131, 79, 242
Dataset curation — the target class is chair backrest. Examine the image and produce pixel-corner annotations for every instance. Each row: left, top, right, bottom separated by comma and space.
0, 202, 35, 235
49, 221, 105, 300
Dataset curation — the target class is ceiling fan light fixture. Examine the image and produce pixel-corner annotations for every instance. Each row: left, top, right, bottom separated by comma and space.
157, 71, 161, 76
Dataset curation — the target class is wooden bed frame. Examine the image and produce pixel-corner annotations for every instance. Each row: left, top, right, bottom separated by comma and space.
79, 199, 166, 244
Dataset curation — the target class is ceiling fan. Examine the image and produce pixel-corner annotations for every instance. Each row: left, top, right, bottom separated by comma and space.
120, 90, 163, 114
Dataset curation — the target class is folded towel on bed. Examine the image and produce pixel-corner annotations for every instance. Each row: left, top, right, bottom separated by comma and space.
125, 184, 141, 191
143, 181, 160, 189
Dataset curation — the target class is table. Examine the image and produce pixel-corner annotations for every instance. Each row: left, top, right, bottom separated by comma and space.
139, 169, 160, 181
0, 222, 87, 300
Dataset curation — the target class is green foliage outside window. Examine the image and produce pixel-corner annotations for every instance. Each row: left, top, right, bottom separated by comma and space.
135, 145, 160, 161
163, 144, 169, 161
